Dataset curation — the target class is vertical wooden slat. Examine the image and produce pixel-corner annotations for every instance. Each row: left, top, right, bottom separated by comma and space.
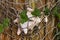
13, 0, 25, 11
45, 16, 55, 40
0, 33, 5, 40
39, 22, 45, 40
12, 25, 17, 40
39, 12, 45, 40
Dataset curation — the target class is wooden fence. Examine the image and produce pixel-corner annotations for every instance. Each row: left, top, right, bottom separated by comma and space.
0, 0, 58, 40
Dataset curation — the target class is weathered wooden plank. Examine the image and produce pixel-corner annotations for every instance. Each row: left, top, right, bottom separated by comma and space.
45, 16, 55, 40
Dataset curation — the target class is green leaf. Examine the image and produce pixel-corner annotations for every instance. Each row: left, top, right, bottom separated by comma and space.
20, 10, 28, 24
32, 8, 41, 17
20, 8, 41, 24
57, 23, 60, 28
3, 18, 10, 27
0, 24, 4, 33
53, 7, 60, 19
44, 7, 50, 15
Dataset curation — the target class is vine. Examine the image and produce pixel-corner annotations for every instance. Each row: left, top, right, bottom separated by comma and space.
0, 18, 10, 33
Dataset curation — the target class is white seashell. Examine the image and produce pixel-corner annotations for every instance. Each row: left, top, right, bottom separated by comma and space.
21, 22, 28, 28
27, 7, 34, 12
23, 28, 28, 34
13, 18, 19, 23
29, 17, 35, 20
44, 16, 48, 23
17, 28, 21, 35
27, 12, 33, 18
21, 17, 42, 30
36, 17, 41, 23
28, 21, 35, 30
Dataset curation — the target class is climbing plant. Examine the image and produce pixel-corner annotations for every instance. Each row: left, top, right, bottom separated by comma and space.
3, 18, 10, 27
0, 18, 10, 33
57, 23, 60, 28
52, 4, 60, 40
0, 24, 4, 33
53, 7, 60, 19
20, 8, 41, 24
44, 7, 50, 15
31, 8, 41, 17
20, 10, 28, 24
52, 6, 60, 27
